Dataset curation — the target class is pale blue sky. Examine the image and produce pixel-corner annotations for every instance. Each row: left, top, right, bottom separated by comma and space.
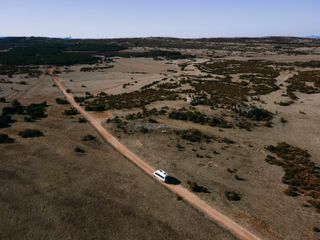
0, 0, 319, 38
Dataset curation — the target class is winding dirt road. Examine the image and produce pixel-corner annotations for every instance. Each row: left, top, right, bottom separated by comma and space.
49, 71, 264, 240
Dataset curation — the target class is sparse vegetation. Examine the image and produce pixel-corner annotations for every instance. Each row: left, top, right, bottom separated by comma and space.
56, 98, 69, 105
85, 89, 178, 110
0, 100, 48, 127
225, 191, 241, 201
0, 65, 42, 77
169, 109, 232, 128
287, 71, 320, 94
63, 107, 79, 116
0, 115, 14, 128
74, 146, 85, 153
82, 134, 96, 141
18, 129, 44, 138
175, 129, 212, 143
78, 117, 87, 123
266, 142, 320, 212
235, 104, 273, 121
80, 65, 113, 72
187, 181, 209, 193
0, 133, 15, 143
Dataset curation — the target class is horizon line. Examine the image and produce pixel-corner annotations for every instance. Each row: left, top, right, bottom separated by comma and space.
1, 34, 320, 40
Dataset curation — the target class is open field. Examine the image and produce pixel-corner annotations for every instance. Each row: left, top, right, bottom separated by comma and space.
1, 37, 320, 240
0, 72, 235, 240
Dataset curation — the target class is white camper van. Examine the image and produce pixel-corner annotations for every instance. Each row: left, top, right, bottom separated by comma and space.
153, 169, 169, 183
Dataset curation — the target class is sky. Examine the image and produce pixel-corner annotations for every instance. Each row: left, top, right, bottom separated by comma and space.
0, 0, 319, 38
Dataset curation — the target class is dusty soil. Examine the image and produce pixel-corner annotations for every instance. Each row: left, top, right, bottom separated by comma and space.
2, 40, 320, 240
0, 74, 235, 240
57, 55, 320, 240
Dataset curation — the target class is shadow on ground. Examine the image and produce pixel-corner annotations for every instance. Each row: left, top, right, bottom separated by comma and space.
166, 176, 181, 185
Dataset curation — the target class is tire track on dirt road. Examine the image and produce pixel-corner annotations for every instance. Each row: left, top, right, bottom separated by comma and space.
49, 70, 264, 240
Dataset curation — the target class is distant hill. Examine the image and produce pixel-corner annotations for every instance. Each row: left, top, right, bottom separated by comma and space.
306, 35, 320, 39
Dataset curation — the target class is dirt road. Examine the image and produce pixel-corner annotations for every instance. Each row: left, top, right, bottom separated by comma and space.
49, 71, 264, 240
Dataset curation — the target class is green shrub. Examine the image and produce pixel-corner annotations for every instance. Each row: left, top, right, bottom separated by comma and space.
1, 101, 47, 124
176, 129, 212, 143
279, 101, 294, 106
82, 134, 96, 141
187, 181, 209, 193
74, 146, 85, 153
0, 133, 15, 143
18, 81, 27, 85
24, 102, 48, 120
284, 186, 299, 197
313, 227, 320, 232
78, 117, 87, 123
63, 107, 79, 116
24, 116, 34, 122
266, 142, 320, 213
234, 175, 245, 181
19, 129, 44, 138
56, 98, 69, 104
139, 126, 149, 133
280, 117, 288, 123
148, 118, 159, 123
225, 191, 241, 201
2, 99, 23, 116
169, 109, 232, 128
85, 104, 106, 112
0, 115, 14, 128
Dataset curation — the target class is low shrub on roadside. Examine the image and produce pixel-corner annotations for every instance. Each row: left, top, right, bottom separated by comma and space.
74, 146, 85, 153
56, 98, 69, 105
187, 181, 209, 193
78, 117, 87, 123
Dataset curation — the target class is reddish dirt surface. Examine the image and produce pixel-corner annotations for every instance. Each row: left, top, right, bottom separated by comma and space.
49, 70, 264, 240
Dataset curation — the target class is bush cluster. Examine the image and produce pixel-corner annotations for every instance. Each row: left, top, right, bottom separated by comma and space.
82, 134, 96, 141
18, 129, 44, 138
175, 129, 212, 143
85, 88, 178, 111
169, 109, 232, 128
0, 133, 15, 143
187, 181, 209, 193
225, 191, 241, 201
266, 142, 320, 212
1, 100, 48, 127
63, 107, 79, 116
74, 146, 85, 153
56, 98, 69, 105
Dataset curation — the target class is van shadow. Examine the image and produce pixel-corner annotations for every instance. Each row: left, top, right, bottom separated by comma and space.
166, 176, 181, 185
